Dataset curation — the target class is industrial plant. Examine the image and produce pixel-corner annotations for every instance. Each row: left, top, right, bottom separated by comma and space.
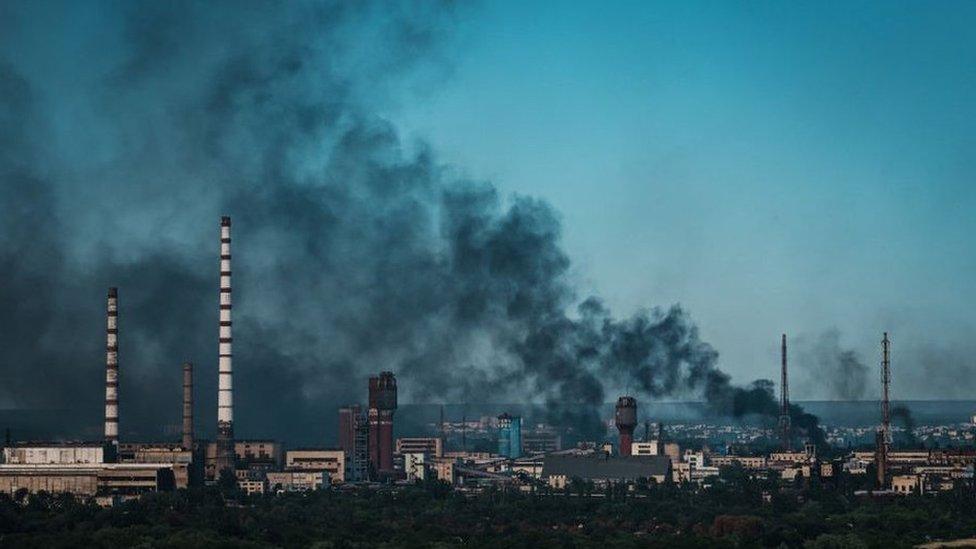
0, 217, 972, 504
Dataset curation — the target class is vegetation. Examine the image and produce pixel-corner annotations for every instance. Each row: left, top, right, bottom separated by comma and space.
2, 472, 976, 548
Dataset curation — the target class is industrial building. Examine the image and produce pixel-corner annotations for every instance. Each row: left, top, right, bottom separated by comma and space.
497, 413, 522, 459
267, 470, 327, 492
338, 405, 369, 481
3, 442, 104, 465
367, 372, 397, 479
404, 453, 426, 481
284, 449, 345, 484
541, 454, 672, 488
205, 440, 283, 481
396, 437, 443, 458
0, 463, 184, 497
522, 429, 561, 454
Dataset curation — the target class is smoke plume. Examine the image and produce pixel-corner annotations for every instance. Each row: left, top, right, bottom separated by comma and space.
795, 330, 870, 401
0, 1, 821, 444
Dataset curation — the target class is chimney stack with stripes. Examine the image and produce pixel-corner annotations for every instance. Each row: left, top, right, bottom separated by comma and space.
215, 216, 235, 474
182, 362, 194, 450
105, 287, 119, 448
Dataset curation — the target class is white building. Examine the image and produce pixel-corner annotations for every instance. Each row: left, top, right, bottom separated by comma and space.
3, 444, 104, 465
404, 453, 426, 481
284, 449, 345, 484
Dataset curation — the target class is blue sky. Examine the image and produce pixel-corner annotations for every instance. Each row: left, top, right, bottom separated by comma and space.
396, 1, 976, 397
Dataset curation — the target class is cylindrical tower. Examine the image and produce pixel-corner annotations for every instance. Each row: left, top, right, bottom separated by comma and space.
182, 362, 194, 450
105, 287, 119, 448
368, 372, 397, 477
216, 216, 235, 474
615, 396, 637, 457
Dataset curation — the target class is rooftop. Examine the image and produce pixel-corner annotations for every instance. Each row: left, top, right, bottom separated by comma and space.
542, 454, 671, 480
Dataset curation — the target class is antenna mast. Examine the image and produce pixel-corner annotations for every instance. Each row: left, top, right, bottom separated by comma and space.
779, 334, 791, 450
877, 332, 891, 487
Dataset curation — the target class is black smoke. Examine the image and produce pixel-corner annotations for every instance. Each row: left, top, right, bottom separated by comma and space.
891, 404, 916, 445
0, 1, 822, 445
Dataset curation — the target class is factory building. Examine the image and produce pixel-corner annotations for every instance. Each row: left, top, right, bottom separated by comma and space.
285, 449, 345, 484
267, 470, 327, 492
404, 453, 426, 481
396, 437, 443, 458
497, 413, 522, 459
367, 372, 397, 478
541, 454, 671, 488
0, 463, 185, 497
3, 443, 104, 465
631, 442, 660, 456
522, 429, 561, 454
205, 440, 282, 481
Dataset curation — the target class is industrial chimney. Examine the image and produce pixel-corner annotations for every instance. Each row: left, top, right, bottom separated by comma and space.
182, 362, 193, 450
105, 287, 119, 449
367, 372, 397, 478
615, 396, 637, 456
215, 216, 235, 474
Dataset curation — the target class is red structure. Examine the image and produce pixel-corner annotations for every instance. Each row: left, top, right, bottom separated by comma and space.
368, 372, 397, 478
614, 396, 637, 456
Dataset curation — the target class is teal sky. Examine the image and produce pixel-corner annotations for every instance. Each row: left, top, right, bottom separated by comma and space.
397, 1, 976, 397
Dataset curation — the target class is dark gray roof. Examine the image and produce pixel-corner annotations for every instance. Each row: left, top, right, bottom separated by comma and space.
542, 454, 671, 480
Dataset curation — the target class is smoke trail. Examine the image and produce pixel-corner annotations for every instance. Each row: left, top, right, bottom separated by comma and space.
0, 1, 822, 444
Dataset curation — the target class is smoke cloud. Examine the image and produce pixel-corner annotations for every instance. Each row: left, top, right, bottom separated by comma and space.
0, 1, 820, 444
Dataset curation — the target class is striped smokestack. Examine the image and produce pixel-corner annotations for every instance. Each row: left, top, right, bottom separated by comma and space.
215, 216, 235, 473
105, 287, 119, 447
182, 362, 193, 450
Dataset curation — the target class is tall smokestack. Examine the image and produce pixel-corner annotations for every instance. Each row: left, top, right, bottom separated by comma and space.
877, 331, 891, 488
215, 216, 235, 474
105, 287, 119, 448
614, 396, 637, 456
779, 334, 791, 450
182, 362, 194, 450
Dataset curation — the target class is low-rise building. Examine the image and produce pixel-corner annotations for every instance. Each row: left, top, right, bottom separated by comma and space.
710, 455, 767, 469
631, 442, 660, 456
396, 438, 443, 458
892, 474, 920, 495
266, 470, 327, 492
285, 449, 345, 484
432, 458, 455, 484
522, 430, 561, 454
237, 478, 267, 495
0, 463, 184, 497
205, 440, 283, 480
542, 454, 671, 489
3, 443, 104, 465
404, 452, 426, 481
